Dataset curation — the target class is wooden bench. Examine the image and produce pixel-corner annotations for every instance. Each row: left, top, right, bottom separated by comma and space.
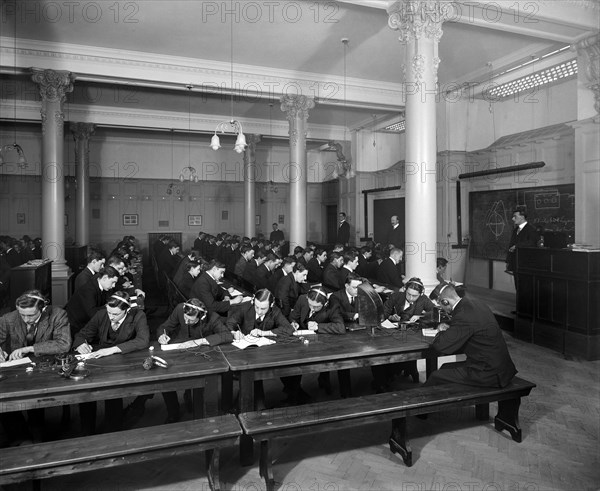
238, 377, 535, 491
0, 414, 241, 491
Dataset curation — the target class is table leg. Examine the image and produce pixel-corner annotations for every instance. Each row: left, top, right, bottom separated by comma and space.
239, 372, 255, 466
425, 355, 438, 379
202, 374, 221, 418
221, 371, 233, 413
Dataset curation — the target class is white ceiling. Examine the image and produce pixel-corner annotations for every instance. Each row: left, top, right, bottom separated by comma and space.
0, 0, 597, 136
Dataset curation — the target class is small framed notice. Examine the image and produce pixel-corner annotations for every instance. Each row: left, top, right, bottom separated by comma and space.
188, 215, 202, 226
123, 214, 138, 226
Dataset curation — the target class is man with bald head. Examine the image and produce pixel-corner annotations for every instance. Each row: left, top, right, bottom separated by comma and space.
425, 285, 517, 388
387, 215, 403, 250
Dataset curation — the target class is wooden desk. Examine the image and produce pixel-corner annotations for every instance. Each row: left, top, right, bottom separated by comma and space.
221, 328, 436, 463
0, 345, 229, 418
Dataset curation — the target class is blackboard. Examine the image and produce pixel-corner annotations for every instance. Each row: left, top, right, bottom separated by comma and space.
469, 184, 575, 260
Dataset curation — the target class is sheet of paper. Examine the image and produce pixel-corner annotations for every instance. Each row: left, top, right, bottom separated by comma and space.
422, 328, 438, 337
229, 288, 243, 297
160, 339, 205, 350
0, 357, 32, 368
241, 296, 253, 303
232, 335, 276, 350
293, 330, 318, 336
380, 319, 399, 329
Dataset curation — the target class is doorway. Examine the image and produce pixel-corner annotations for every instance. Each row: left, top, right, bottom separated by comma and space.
326, 205, 338, 245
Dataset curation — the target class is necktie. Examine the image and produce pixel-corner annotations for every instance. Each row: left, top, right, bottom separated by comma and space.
350, 297, 355, 306
111, 321, 119, 331
25, 324, 36, 345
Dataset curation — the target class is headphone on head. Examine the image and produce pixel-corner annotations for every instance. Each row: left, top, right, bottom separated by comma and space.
110, 294, 131, 306
183, 302, 208, 321
440, 299, 450, 306
253, 289, 275, 308
25, 293, 49, 312
309, 287, 329, 307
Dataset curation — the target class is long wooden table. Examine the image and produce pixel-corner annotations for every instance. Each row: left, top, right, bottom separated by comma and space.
221, 327, 436, 464
0, 344, 229, 418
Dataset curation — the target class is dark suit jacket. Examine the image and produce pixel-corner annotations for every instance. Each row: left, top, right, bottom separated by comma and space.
5, 248, 22, 268
175, 271, 196, 299
323, 264, 341, 291
234, 257, 249, 277
270, 229, 284, 242
268, 268, 285, 293
336, 221, 350, 245
254, 264, 273, 290
159, 304, 232, 346
383, 292, 435, 320
74, 267, 95, 291
73, 308, 149, 354
338, 266, 353, 287
226, 303, 293, 336
328, 290, 358, 323
307, 258, 324, 283
386, 225, 403, 249
376, 257, 404, 288
65, 279, 108, 335
243, 259, 260, 286
431, 297, 517, 387
190, 272, 230, 315
172, 256, 194, 287
290, 295, 345, 334
506, 222, 539, 272
274, 274, 301, 317
157, 249, 181, 279
0, 306, 72, 356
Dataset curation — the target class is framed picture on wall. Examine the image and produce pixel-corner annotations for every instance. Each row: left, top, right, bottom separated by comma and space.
255, 215, 261, 225
16, 213, 25, 224
123, 214, 139, 226
278, 215, 284, 224
222, 211, 229, 220
188, 215, 202, 226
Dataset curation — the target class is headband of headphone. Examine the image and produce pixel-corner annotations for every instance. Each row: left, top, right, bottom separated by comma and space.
183, 302, 208, 319
309, 287, 329, 305
406, 279, 425, 293
110, 295, 130, 306
26, 294, 48, 303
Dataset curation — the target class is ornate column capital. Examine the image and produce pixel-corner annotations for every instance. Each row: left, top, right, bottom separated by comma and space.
246, 133, 262, 150
573, 33, 600, 115
30, 68, 75, 104
280, 95, 315, 146
387, 0, 452, 44
70, 122, 96, 141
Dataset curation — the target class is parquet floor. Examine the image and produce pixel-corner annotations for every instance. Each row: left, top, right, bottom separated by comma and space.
10, 330, 597, 491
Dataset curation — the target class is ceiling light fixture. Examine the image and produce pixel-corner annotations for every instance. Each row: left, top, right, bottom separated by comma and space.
210, 9, 247, 154
0, 7, 27, 168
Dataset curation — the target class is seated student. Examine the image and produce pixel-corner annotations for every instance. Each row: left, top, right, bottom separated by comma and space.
372, 278, 434, 391
268, 255, 296, 293
234, 245, 255, 278
285, 288, 345, 403
175, 260, 202, 299
297, 248, 314, 269
172, 249, 201, 286
356, 246, 374, 278
307, 248, 327, 283
190, 260, 243, 315
436, 257, 449, 283
157, 240, 182, 279
323, 252, 344, 291
254, 253, 280, 291
106, 255, 145, 300
0, 291, 72, 446
243, 249, 267, 287
425, 284, 517, 388
156, 299, 232, 423
73, 291, 149, 434
329, 272, 362, 323
376, 247, 405, 288
338, 250, 359, 287
74, 248, 106, 290
226, 289, 294, 337
275, 262, 308, 317
66, 266, 119, 336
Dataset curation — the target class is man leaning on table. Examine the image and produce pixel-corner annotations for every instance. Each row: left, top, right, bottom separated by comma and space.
0, 290, 71, 446
425, 284, 517, 388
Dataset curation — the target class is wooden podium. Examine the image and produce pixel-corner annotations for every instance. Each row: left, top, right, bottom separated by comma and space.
515, 247, 599, 360
9, 260, 53, 309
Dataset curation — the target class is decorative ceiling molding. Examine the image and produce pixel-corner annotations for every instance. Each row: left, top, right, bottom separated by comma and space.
0, 37, 405, 110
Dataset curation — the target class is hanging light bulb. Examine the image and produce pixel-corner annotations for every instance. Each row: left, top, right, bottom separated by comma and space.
210, 133, 221, 150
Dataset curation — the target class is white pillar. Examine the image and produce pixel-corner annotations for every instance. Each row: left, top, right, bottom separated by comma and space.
244, 134, 260, 239
280, 95, 315, 251
71, 122, 95, 247
388, 0, 451, 289
31, 68, 75, 305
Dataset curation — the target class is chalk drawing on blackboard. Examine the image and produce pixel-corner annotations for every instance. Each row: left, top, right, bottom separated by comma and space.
485, 200, 508, 239
533, 190, 560, 209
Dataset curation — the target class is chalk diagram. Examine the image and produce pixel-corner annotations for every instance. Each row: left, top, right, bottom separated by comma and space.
485, 200, 507, 239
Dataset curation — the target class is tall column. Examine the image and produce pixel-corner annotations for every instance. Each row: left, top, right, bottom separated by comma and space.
571, 34, 600, 248
388, 0, 450, 289
71, 122, 95, 247
243, 134, 260, 239
31, 68, 75, 305
281, 95, 315, 251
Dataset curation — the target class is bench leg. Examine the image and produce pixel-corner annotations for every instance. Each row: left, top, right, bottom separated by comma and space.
389, 417, 413, 467
254, 380, 266, 411
476, 403, 490, 421
495, 397, 523, 442
240, 435, 254, 466
205, 448, 221, 491
338, 369, 352, 398
259, 440, 275, 491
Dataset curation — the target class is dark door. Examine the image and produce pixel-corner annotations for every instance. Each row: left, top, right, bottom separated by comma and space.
374, 198, 404, 246
326, 205, 338, 245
